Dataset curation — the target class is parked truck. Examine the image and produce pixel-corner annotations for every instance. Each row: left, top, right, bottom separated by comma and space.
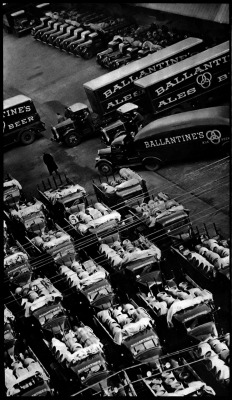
84, 37, 204, 118
128, 191, 192, 248
3, 95, 46, 147
94, 297, 163, 367
95, 105, 229, 175
37, 172, 87, 222
137, 273, 219, 351
50, 38, 203, 147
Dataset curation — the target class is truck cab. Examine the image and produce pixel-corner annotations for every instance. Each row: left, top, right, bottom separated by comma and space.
51, 102, 101, 147
101, 102, 140, 145
96, 134, 141, 175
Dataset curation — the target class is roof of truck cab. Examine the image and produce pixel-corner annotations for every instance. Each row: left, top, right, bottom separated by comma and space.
117, 103, 138, 114
3, 95, 32, 110
173, 303, 211, 324
135, 41, 229, 88
83, 38, 203, 91
135, 106, 229, 141
67, 103, 88, 112
156, 210, 189, 226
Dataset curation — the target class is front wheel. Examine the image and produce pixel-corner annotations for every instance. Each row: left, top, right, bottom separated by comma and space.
81, 47, 93, 60
97, 161, 113, 176
64, 131, 81, 147
143, 157, 161, 172
20, 130, 35, 145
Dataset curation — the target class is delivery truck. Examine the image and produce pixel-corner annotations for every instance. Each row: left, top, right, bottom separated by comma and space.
97, 41, 230, 148
3, 95, 46, 147
95, 105, 229, 175
84, 37, 204, 118
134, 41, 230, 117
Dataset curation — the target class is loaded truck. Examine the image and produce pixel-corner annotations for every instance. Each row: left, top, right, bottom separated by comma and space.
3, 95, 46, 147
50, 37, 204, 147
94, 297, 162, 367
137, 273, 219, 351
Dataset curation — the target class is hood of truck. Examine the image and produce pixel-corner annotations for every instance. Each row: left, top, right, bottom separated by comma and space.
173, 303, 212, 324
54, 118, 73, 129
98, 147, 111, 155
102, 119, 124, 132
187, 321, 218, 342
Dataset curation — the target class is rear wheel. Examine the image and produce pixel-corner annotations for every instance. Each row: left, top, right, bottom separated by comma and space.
98, 161, 113, 176
20, 130, 35, 145
143, 157, 161, 172
64, 131, 81, 147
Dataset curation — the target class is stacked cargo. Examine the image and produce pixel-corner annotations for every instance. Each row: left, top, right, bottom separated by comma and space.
94, 298, 162, 364
9, 199, 48, 237
4, 175, 23, 210
59, 259, 115, 310
4, 306, 54, 397
67, 203, 121, 236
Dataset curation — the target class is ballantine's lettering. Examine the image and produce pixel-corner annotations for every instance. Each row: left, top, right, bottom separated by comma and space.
102, 51, 196, 100
144, 131, 204, 148
157, 87, 197, 108
155, 71, 229, 110
154, 54, 229, 96
106, 90, 143, 111
3, 104, 32, 117
7, 115, 36, 130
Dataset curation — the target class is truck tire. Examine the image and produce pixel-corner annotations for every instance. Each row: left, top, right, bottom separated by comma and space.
64, 131, 81, 147
20, 130, 35, 145
143, 157, 161, 172
98, 161, 113, 176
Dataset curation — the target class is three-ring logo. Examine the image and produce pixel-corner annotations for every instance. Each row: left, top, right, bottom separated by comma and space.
196, 72, 212, 89
206, 129, 221, 144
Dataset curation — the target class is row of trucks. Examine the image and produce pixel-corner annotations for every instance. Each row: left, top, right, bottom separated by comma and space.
3, 2, 51, 36
31, 7, 190, 67
3, 170, 229, 289
4, 36, 229, 153
50, 39, 229, 150
31, 7, 136, 59
4, 172, 230, 395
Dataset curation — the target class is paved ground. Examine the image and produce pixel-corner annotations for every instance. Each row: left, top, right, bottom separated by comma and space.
3, 14, 229, 239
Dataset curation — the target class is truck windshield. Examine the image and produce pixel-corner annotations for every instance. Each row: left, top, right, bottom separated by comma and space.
38, 307, 64, 326
184, 313, 212, 330
79, 362, 106, 381
164, 217, 190, 233
11, 375, 48, 396
131, 337, 157, 356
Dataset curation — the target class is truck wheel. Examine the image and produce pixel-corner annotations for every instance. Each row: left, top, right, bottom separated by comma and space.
98, 161, 113, 176
64, 131, 81, 147
143, 157, 161, 172
20, 130, 35, 145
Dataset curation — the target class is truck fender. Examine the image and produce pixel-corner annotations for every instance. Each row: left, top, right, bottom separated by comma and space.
95, 158, 113, 168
